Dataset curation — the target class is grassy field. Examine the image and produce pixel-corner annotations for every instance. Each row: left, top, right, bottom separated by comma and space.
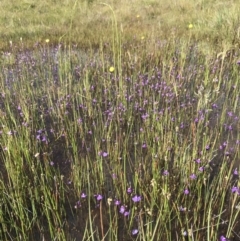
0, 0, 240, 240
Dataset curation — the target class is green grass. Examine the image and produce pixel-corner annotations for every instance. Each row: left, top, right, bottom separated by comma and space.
0, 0, 240, 240
0, 0, 240, 50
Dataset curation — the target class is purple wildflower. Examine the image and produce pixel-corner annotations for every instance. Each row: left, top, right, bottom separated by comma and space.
124, 210, 130, 216
212, 103, 218, 109
220, 235, 229, 241
127, 187, 133, 194
231, 186, 239, 194
81, 193, 87, 198
114, 199, 121, 206
233, 168, 238, 175
163, 170, 169, 176
95, 194, 103, 201
132, 195, 141, 203
102, 152, 108, 157
198, 166, 204, 172
190, 174, 197, 180
184, 189, 189, 195
142, 143, 147, 148
195, 158, 201, 164
119, 205, 126, 214
132, 229, 139, 235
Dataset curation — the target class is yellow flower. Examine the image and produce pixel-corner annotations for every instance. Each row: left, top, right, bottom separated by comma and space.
45, 39, 50, 43
188, 24, 193, 29
136, 14, 140, 18
109, 66, 115, 72
141, 36, 145, 40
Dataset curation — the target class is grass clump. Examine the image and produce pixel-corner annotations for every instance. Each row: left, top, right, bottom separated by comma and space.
0, 0, 240, 241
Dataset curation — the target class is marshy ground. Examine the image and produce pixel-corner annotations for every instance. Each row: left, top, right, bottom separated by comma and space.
0, 0, 240, 240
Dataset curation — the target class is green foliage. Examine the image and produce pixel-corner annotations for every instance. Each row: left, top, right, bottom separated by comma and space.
0, 0, 240, 240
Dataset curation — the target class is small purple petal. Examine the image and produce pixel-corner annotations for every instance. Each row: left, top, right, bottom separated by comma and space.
119, 205, 125, 214
124, 210, 130, 216
127, 187, 133, 194
184, 189, 189, 195
102, 152, 108, 157
163, 170, 169, 176
190, 174, 197, 180
81, 193, 87, 198
220, 235, 229, 241
132, 195, 141, 203
132, 229, 139, 235
95, 194, 103, 201
195, 158, 201, 164
114, 199, 121, 206
231, 186, 239, 193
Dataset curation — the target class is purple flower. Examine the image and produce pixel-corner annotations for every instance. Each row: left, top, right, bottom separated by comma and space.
163, 170, 169, 176
233, 168, 238, 175
220, 235, 229, 241
41, 135, 47, 143
124, 210, 130, 216
142, 143, 147, 148
81, 193, 87, 198
119, 205, 126, 214
127, 187, 133, 194
95, 194, 103, 201
114, 199, 121, 206
198, 166, 204, 172
184, 189, 189, 195
190, 174, 197, 180
231, 186, 239, 194
132, 229, 139, 235
195, 158, 201, 164
212, 103, 218, 109
102, 152, 108, 157
132, 195, 141, 203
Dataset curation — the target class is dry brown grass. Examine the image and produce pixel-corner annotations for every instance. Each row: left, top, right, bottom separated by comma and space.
0, 0, 239, 52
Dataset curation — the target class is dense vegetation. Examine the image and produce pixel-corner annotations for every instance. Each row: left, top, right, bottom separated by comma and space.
0, 0, 240, 240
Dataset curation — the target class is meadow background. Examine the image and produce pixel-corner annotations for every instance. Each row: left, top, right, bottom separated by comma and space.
0, 0, 240, 240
